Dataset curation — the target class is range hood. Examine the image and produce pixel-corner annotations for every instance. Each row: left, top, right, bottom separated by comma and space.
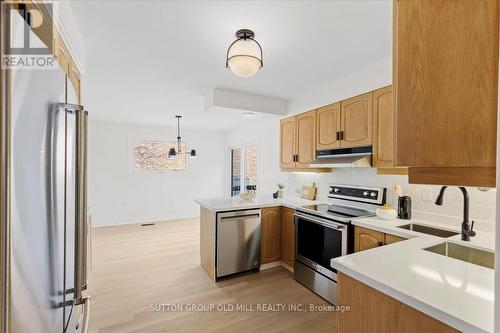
309, 146, 372, 168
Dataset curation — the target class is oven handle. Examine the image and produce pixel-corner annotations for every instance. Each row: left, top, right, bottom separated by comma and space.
294, 212, 347, 231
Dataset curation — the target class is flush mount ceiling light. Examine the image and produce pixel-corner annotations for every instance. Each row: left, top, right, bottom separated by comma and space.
226, 29, 263, 78
168, 115, 197, 159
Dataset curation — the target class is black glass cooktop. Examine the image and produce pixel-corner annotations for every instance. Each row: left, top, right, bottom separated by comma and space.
298, 204, 373, 221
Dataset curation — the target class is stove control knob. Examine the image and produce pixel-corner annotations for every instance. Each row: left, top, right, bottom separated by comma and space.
333, 188, 340, 193
363, 191, 369, 196
370, 192, 377, 197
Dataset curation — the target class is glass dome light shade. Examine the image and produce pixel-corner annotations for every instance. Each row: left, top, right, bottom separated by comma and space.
226, 37, 263, 78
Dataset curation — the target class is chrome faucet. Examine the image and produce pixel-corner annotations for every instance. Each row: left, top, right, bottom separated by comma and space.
434, 186, 476, 241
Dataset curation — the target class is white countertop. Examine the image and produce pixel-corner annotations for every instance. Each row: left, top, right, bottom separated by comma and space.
332, 216, 495, 333
194, 196, 326, 212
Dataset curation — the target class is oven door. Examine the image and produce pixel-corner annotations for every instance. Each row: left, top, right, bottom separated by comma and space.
295, 212, 347, 281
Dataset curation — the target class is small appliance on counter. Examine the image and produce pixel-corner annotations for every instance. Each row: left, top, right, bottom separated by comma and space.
294, 184, 386, 304
398, 196, 412, 220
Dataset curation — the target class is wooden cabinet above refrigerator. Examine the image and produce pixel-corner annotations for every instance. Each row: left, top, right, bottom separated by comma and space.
393, 0, 498, 187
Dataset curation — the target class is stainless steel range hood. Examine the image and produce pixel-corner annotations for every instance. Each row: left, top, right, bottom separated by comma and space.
309, 146, 372, 168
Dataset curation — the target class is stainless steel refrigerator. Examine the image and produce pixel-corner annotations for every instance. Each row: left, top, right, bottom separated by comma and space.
2, 8, 90, 333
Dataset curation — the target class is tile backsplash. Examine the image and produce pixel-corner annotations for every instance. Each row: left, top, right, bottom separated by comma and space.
281, 168, 496, 233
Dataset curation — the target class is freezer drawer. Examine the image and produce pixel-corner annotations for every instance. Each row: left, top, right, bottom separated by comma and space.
216, 210, 261, 278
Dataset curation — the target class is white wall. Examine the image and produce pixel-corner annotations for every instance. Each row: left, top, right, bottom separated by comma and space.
224, 116, 283, 196
89, 120, 226, 226
287, 58, 391, 116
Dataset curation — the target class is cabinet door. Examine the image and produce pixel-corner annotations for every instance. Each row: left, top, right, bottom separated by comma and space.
394, 0, 497, 169
373, 86, 393, 167
281, 208, 295, 267
296, 110, 317, 168
261, 207, 281, 264
316, 102, 341, 150
280, 117, 296, 169
341, 92, 373, 148
385, 234, 406, 245
354, 227, 384, 252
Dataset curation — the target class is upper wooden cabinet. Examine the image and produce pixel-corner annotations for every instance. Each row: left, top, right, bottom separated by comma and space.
372, 86, 393, 167
280, 116, 296, 169
314, 93, 374, 152
316, 102, 341, 150
295, 110, 317, 168
261, 207, 281, 264
280, 111, 321, 170
341, 92, 373, 148
394, 0, 498, 186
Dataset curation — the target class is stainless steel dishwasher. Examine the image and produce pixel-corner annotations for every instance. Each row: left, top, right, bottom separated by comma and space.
216, 209, 261, 278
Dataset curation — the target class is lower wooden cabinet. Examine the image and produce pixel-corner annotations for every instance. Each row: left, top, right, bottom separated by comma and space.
385, 233, 406, 245
281, 207, 295, 267
337, 273, 459, 332
354, 227, 385, 252
261, 207, 281, 264
354, 226, 407, 252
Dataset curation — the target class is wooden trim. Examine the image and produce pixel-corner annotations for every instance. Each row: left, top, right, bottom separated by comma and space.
376, 167, 408, 176
199, 207, 216, 281
408, 167, 496, 187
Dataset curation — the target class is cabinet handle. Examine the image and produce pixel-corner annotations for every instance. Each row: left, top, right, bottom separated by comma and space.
340, 131, 344, 140
336, 131, 340, 140
378, 241, 384, 247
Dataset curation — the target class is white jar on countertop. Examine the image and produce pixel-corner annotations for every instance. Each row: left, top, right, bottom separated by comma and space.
376, 204, 397, 220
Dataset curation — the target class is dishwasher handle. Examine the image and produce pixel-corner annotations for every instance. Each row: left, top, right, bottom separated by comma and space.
220, 213, 260, 221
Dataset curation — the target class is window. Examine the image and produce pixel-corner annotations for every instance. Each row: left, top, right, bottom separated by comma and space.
230, 144, 257, 196
134, 139, 186, 171
244, 144, 257, 192
230, 147, 241, 196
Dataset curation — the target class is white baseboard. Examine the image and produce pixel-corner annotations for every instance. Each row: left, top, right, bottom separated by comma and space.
92, 214, 200, 228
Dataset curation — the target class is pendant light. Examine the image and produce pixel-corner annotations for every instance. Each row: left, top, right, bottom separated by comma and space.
226, 29, 263, 78
168, 115, 197, 159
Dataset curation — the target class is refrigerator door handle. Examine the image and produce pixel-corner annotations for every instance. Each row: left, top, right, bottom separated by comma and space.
74, 106, 88, 305
80, 296, 91, 333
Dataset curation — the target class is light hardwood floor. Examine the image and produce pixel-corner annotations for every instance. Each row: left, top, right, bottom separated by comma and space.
89, 218, 338, 333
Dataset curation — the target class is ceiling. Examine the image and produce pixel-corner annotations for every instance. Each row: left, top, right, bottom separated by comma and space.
69, 0, 392, 131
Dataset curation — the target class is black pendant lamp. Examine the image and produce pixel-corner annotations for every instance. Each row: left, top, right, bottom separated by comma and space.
168, 115, 197, 159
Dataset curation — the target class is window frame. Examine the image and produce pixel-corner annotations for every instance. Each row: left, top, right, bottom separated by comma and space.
228, 143, 259, 196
